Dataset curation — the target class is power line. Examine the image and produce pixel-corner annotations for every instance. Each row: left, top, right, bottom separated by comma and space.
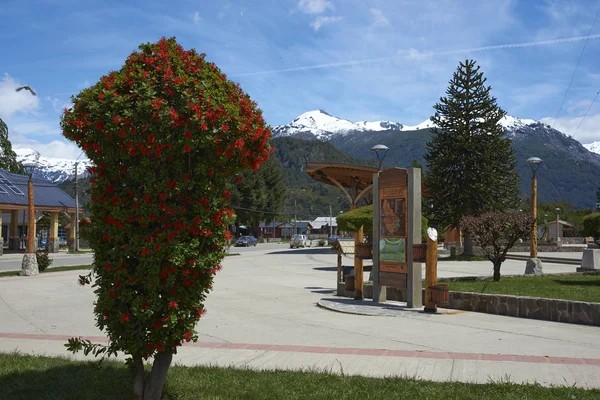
551, 1, 600, 128
573, 90, 600, 137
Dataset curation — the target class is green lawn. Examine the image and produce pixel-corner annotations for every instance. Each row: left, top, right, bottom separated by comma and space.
448, 274, 600, 303
0, 265, 92, 278
0, 352, 598, 400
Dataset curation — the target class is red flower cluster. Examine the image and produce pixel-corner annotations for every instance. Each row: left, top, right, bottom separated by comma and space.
60, 37, 272, 362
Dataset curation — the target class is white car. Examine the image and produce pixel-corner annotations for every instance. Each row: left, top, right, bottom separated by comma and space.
290, 234, 311, 248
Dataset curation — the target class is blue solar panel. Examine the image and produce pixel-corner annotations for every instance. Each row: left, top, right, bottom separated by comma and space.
0, 174, 25, 195
0, 185, 7, 194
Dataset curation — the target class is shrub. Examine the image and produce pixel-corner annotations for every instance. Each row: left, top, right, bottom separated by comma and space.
61, 37, 271, 399
35, 249, 53, 272
583, 213, 600, 245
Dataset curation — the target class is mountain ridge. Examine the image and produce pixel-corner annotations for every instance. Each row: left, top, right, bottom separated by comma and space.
274, 110, 600, 209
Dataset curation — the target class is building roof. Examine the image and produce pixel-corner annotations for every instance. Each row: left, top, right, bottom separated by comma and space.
259, 220, 312, 229
0, 168, 76, 210
310, 217, 337, 229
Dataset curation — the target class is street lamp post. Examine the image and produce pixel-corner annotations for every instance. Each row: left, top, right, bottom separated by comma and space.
527, 157, 542, 258
370, 144, 389, 171
555, 207, 561, 241
20, 162, 39, 276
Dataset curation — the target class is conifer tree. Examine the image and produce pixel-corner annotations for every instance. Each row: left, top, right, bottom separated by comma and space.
0, 118, 24, 174
424, 59, 519, 255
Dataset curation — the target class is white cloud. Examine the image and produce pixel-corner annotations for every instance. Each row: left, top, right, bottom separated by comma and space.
298, 0, 333, 14
193, 11, 201, 23
540, 114, 600, 144
311, 16, 342, 31
14, 140, 83, 159
370, 8, 389, 27
0, 74, 39, 120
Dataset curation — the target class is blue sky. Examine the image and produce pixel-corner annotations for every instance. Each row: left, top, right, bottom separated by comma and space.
2, 0, 600, 158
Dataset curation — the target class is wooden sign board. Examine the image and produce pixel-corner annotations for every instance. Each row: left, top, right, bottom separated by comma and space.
378, 169, 408, 281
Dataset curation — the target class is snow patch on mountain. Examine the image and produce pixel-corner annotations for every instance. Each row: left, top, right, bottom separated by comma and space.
272, 110, 403, 139
272, 110, 552, 139
14, 148, 91, 183
584, 141, 600, 155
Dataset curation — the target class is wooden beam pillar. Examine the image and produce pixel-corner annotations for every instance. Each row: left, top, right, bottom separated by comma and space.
9, 210, 20, 250
354, 225, 364, 300
48, 212, 60, 253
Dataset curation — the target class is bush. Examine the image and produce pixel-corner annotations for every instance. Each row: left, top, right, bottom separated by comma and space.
337, 205, 429, 243
61, 37, 271, 398
583, 213, 600, 245
35, 250, 53, 272
318, 239, 326, 246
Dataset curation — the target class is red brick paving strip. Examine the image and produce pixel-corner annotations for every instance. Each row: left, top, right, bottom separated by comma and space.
1, 332, 598, 366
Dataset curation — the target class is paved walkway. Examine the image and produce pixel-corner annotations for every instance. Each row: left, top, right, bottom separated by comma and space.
0, 244, 598, 389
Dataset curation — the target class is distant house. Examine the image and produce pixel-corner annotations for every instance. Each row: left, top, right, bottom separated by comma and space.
537, 219, 575, 240
0, 168, 80, 255
259, 220, 312, 238
310, 217, 338, 235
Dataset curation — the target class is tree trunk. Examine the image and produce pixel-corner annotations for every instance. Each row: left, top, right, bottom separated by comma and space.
463, 234, 474, 256
142, 351, 173, 400
493, 260, 502, 281
133, 357, 145, 400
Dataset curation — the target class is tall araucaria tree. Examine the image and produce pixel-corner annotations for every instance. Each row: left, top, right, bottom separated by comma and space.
424, 59, 520, 256
61, 37, 272, 400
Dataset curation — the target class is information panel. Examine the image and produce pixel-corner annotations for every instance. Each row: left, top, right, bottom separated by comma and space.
379, 170, 408, 274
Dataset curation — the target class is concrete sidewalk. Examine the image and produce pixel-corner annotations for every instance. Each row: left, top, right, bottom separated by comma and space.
0, 244, 598, 389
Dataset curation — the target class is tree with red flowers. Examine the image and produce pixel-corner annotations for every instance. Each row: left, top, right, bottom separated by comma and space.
61, 37, 271, 400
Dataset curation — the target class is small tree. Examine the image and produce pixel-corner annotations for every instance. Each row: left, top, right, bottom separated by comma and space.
460, 212, 533, 281
61, 38, 271, 399
425, 59, 520, 256
583, 213, 600, 245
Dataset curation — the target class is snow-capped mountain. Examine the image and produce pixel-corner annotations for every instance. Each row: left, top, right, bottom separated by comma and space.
271, 110, 403, 140
584, 141, 600, 155
272, 110, 548, 140
14, 148, 91, 183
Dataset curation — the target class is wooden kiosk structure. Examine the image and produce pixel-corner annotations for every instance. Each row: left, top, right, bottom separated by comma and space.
306, 163, 379, 209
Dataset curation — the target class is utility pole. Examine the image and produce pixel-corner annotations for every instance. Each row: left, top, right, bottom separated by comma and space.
73, 162, 79, 252
294, 200, 297, 235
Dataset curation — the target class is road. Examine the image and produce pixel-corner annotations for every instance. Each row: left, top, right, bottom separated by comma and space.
0, 243, 596, 388
0, 253, 94, 272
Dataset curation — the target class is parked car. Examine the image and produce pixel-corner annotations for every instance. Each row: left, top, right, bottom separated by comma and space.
290, 234, 311, 248
235, 235, 258, 247
327, 235, 341, 245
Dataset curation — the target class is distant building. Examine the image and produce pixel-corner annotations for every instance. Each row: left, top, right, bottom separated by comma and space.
0, 168, 80, 255
310, 217, 338, 235
259, 220, 312, 238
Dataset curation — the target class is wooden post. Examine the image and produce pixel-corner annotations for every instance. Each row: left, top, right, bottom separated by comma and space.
9, 210, 19, 250
48, 212, 59, 253
337, 252, 342, 284
424, 229, 439, 313
354, 225, 364, 300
